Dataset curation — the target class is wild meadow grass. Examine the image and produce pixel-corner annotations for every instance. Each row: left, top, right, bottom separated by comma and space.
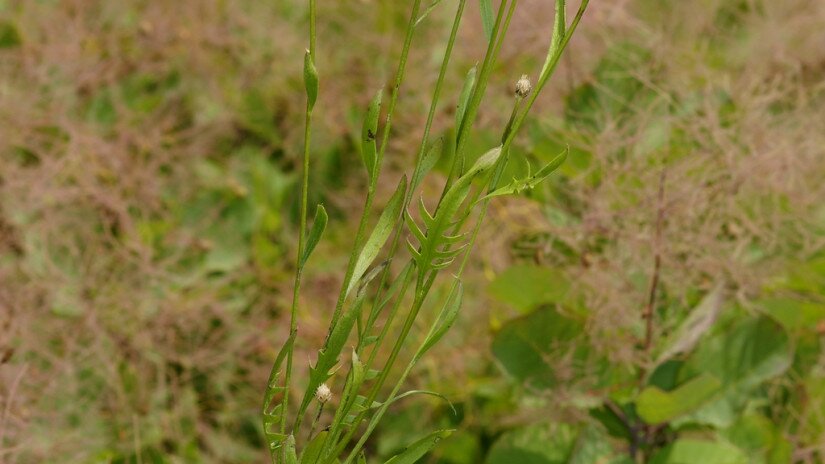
262, 1, 589, 462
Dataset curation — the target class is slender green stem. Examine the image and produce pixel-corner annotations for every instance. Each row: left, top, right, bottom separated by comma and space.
360, 0, 468, 364
325, 2, 519, 459
280, 0, 317, 440
443, 0, 518, 192
324, 0, 423, 336
292, 0, 423, 438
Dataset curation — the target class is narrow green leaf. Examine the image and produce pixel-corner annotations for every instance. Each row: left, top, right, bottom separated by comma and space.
656, 283, 725, 364
357, 452, 368, 464
384, 430, 453, 464
362, 89, 383, 180
415, 280, 463, 360
346, 176, 408, 298
304, 51, 319, 111
541, 0, 567, 77
285, 435, 299, 464
262, 330, 297, 457
300, 205, 328, 269
301, 431, 328, 464
479, 148, 567, 201
414, 0, 445, 27
384, 390, 456, 415
637, 374, 722, 424
479, 0, 494, 42
455, 66, 477, 136
412, 138, 444, 190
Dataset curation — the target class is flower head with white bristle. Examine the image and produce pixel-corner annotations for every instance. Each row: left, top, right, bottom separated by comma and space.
515, 74, 532, 98
315, 383, 332, 404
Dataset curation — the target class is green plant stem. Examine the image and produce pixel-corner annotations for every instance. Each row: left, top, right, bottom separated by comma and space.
360, 0, 468, 361
292, 0, 423, 437
280, 0, 317, 440
325, 2, 519, 459
324, 0, 423, 338
443, 0, 518, 191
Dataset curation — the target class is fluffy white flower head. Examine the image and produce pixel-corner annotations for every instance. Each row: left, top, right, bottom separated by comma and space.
315, 383, 332, 404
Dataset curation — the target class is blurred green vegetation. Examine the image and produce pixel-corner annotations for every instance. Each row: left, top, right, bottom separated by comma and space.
0, 0, 824, 463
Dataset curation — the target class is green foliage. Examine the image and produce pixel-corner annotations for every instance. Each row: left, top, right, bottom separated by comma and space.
492, 307, 584, 389
384, 430, 453, 464
304, 51, 319, 111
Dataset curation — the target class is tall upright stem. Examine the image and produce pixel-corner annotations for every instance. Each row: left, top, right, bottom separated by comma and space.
280, 0, 318, 439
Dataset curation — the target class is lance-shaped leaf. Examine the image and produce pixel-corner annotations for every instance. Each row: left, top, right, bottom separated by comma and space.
299, 204, 328, 268
304, 51, 319, 111
346, 176, 407, 298
300, 430, 328, 464
411, 138, 443, 190
384, 430, 454, 464
362, 90, 383, 181
479, 147, 568, 201
541, 0, 567, 77
262, 330, 296, 457
380, 390, 455, 416
414, 0, 445, 27
285, 435, 299, 464
414, 280, 463, 361
455, 66, 477, 136
479, 0, 494, 42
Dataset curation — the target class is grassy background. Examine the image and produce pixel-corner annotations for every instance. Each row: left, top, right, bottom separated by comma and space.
1, 0, 824, 462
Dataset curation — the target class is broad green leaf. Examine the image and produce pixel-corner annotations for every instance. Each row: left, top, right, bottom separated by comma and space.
492, 307, 584, 389
346, 176, 407, 298
362, 89, 383, 180
568, 426, 623, 464
649, 439, 748, 464
636, 373, 722, 424
414, 280, 463, 360
758, 297, 825, 331
384, 429, 453, 464
656, 283, 725, 364
480, 148, 568, 201
411, 138, 443, 190
722, 413, 793, 464
456, 66, 477, 135
486, 423, 578, 464
479, 0, 494, 42
304, 51, 319, 110
300, 204, 328, 268
681, 316, 792, 427
488, 265, 570, 313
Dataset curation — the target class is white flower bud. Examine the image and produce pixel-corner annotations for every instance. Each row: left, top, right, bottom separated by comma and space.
315, 383, 332, 404
515, 74, 532, 98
